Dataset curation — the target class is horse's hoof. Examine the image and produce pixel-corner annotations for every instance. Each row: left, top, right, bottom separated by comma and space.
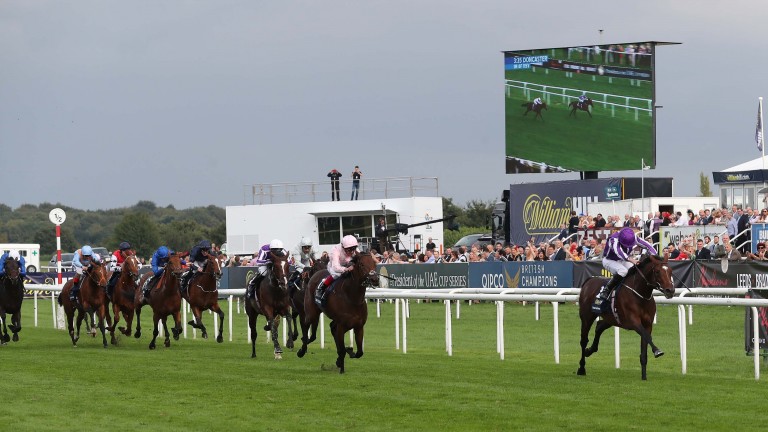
149, 343, 156, 350
12, 334, 19, 342
103, 343, 108, 349
0, 341, 7, 346
164, 340, 171, 348
134, 332, 142, 339
202, 333, 208, 339
653, 349, 664, 358
345, 347, 354, 356
274, 353, 282, 360
585, 348, 595, 357
251, 353, 257, 358
297, 348, 306, 358
577, 368, 586, 376
216, 335, 223, 343
263, 324, 270, 331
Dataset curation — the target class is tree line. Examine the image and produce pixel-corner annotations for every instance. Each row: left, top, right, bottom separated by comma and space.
0, 198, 496, 259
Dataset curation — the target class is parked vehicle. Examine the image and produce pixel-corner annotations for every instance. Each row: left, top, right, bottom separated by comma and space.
451, 233, 493, 250
0, 243, 41, 273
44, 253, 75, 272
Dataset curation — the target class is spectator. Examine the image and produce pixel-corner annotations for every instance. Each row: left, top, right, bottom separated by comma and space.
737, 207, 752, 253
425, 237, 436, 252
567, 210, 579, 244
694, 239, 711, 260
457, 246, 468, 262
724, 240, 742, 261
710, 235, 726, 258
350, 165, 362, 200
594, 214, 606, 228
534, 249, 549, 261
375, 217, 389, 252
327, 169, 342, 201
551, 240, 567, 260
424, 250, 436, 263
727, 206, 740, 238
712, 209, 725, 225
666, 242, 680, 260
449, 250, 460, 262
748, 242, 768, 261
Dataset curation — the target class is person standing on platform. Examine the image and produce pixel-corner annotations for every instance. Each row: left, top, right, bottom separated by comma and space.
350, 166, 362, 200
328, 169, 342, 201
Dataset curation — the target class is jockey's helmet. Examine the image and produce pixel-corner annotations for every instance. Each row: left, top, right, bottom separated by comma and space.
119, 241, 132, 251
300, 237, 313, 248
82, 245, 93, 256
8, 250, 20, 261
157, 246, 169, 259
269, 239, 284, 250
342, 235, 358, 251
198, 240, 212, 250
618, 228, 637, 248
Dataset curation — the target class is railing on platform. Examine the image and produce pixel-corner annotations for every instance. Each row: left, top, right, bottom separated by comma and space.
243, 176, 439, 204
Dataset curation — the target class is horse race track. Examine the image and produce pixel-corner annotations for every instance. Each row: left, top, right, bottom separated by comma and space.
1, 300, 763, 431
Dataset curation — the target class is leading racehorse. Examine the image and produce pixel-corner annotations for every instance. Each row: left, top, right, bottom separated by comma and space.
521, 101, 548, 120
108, 255, 141, 340
182, 256, 224, 342
0, 257, 24, 344
244, 251, 294, 359
298, 252, 379, 373
569, 98, 594, 117
577, 254, 675, 380
134, 253, 184, 349
58, 261, 111, 348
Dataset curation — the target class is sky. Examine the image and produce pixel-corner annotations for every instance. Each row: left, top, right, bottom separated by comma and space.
1, 1, 766, 210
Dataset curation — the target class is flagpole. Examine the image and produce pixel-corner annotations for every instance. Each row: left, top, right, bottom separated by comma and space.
761, 96, 765, 170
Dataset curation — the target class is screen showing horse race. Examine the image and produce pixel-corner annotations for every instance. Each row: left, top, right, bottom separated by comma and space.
504, 42, 657, 174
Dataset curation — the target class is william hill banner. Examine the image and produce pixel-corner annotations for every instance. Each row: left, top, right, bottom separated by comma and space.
508, 179, 621, 245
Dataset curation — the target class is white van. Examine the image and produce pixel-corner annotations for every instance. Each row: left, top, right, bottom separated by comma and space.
0, 243, 41, 272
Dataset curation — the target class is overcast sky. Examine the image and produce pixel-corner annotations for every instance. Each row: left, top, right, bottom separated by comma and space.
1, 1, 765, 210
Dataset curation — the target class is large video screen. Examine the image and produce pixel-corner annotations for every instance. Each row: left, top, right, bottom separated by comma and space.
504, 42, 656, 174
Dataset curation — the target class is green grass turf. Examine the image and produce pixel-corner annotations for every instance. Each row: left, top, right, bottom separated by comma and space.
0, 300, 764, 431
505, 67, 654, 172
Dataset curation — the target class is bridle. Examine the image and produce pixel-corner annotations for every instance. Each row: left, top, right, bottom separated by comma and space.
625, 257, 673, 300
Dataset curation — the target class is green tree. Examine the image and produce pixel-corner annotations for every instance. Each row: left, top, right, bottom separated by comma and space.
463, 200, 495, 229
159, 220, 207, 252
112, 212, 160, 258
208, 221, 226, 246
699, 172, 713, 197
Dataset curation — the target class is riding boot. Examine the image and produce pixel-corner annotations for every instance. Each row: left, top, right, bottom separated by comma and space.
70, 279, 81, 302
592, 274, 622, 313
180, 270, 193, 292
247, 275, 260, 299
143, 275, 157, 300
315, 275, 333, 305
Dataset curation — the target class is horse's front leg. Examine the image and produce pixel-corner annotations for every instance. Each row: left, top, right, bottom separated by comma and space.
577, 313, 597, 376
587, 319, 612, 356
270, 314, 283, 360
211, 303, 225, 343
188, 306, 207, 339
0, 312, 9, 344
110, 301, 121, 333
332, 322, 349, 374
149, 312, 161, 350
284, 308, 295, 350
351, 326, 364, 359
163, 317, 172, 348
97, 306, 108, 348
134, 304, 143, 339
10, 310, 21, 342
171, 309, 182, 341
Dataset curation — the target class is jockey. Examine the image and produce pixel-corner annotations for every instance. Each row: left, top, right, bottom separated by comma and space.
592, 227, 658, 313
70, 245, 101, 302
578, 91, 588, 104
289, 237, 315, 289
142, 246, 171, 300
106, 241, 134, 297
0, 250, 26, 278
180, 240, 212, 290
246, 239, 286, 296
533, 97, 543, 107
315, 235, 358, 305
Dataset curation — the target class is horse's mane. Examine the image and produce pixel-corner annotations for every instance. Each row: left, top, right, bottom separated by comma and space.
627, 254, 662, 277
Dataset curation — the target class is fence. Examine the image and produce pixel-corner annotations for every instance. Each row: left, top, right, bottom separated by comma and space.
21, 284, 768, 380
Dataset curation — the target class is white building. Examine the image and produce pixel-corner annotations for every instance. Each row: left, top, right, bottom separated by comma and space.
226, 177, 445, 255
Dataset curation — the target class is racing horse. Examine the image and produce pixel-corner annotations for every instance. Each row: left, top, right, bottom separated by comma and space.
182, 255, 224, 342
569, 97, 594, 117
577, 254, 675, 380
107, 255, 141, 340
134, 253, 184, 349
298, 252, 379, 374
58, 261, 111, 348
521, 101, 548, 120
244, 250, 294, 359
288, 255, 328, 343
0, 257, 24, 344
